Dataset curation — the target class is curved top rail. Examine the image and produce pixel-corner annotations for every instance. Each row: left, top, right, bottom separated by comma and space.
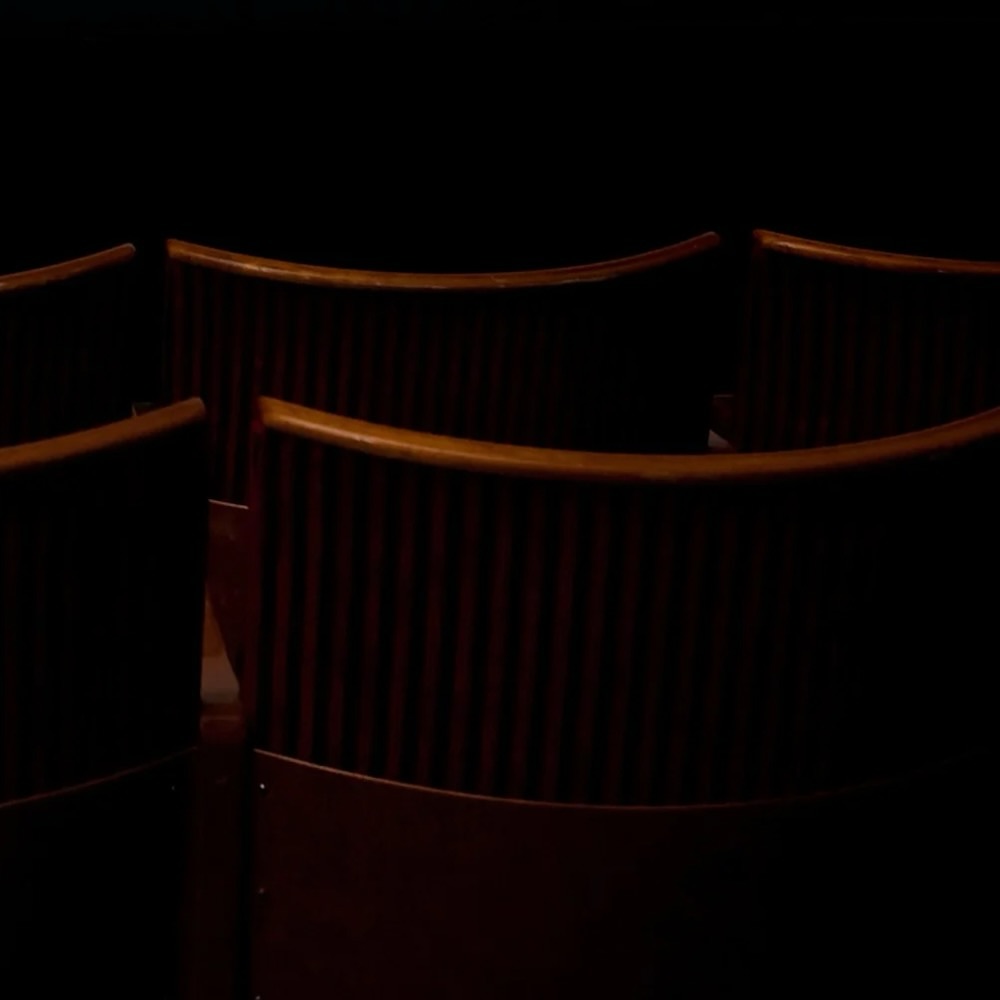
0, 399, 205, 476
0, 244, 136, 294
166, 233, 721, 292
258, 396, 1000, 486
753, 229, 1000, 276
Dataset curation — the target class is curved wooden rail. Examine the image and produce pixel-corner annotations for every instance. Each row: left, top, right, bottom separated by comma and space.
0, 397, 204, 474
259, 395, 1000, 483
167, 234, 720, 291
755, 229, 1000, 276
0, 243, 135, 294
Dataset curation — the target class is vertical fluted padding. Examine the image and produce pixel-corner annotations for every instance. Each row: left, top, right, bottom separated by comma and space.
737, 232, 1000, 450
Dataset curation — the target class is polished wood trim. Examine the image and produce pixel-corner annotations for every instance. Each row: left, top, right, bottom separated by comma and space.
754, 229, 1000, 276
166, 234, 721, 291
0, 244, 136, 294
0, 398, 205, 475
258, 396, 1000, 485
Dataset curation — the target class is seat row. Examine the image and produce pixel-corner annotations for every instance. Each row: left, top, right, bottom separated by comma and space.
4, 230, 1000, 495
165, 231, 1000, 501
1, 231, 998, 996
0, 393, 996, 996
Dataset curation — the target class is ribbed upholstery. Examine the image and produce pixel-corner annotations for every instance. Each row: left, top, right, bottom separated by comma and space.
244, 399, 999, 805
735, 230, 1000, 450
166, 235, 721, 503
0, 400, 207, 803
0, 245, 136, 447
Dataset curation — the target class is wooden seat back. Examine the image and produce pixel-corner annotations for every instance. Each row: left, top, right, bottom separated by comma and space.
244, 398, 999, 804
246, 751, 992, 999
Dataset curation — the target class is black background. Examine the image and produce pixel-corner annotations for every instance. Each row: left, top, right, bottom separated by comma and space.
2, 8, 997, 271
